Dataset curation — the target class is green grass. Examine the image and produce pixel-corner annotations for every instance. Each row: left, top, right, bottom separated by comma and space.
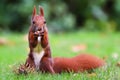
0, 31, 120, 80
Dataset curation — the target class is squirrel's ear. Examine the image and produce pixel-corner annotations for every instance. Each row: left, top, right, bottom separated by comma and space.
32, 6, 36, 19
39, 6, 44, 16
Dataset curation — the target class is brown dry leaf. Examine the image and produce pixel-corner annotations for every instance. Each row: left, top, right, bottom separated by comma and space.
116, 62, 120, 67
87, 73, 97, 77
8, 41, 16, 46
71, 44, 87, 52
0, 38, 16, 46
0, 38, 8, 45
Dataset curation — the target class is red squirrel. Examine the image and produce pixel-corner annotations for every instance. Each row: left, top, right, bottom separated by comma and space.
24, 6, 55, 74
18, 6, 105, 74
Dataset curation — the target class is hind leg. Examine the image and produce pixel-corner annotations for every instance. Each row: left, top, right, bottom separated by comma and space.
40, 57, 55, 74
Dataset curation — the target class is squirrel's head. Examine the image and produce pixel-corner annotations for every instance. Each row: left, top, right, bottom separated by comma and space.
31, 6, 46, 35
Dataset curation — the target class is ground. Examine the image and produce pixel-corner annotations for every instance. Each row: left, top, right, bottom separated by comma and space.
0, 31, 120, 80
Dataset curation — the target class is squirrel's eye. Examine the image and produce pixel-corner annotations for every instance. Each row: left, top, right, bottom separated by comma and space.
32, 21, 35, 24
44, 21, 46, 24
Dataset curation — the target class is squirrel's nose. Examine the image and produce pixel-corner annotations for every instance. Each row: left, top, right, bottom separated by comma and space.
38, 28, 42, 31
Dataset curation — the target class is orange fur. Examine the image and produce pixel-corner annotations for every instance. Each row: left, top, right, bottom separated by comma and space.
19, 6, 105, 74
25, 6, 55, 74
53, 54, 105, 73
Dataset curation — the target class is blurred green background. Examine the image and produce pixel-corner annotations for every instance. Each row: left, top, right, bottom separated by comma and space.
0, 0, 120, 33
0, 0, 120, 79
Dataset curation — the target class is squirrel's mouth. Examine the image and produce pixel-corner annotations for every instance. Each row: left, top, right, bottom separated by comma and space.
34, 31, 44, 42
34, 31, 44, 36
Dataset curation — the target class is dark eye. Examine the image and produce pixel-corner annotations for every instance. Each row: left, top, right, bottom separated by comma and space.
32, 21, 35, 24
44, 21, 46, 24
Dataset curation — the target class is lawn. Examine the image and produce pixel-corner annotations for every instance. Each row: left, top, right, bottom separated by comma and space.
0, 31, 120, 80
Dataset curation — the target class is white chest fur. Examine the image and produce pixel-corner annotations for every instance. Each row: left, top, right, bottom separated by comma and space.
33, 36, 44, 70
33, 51, 44, 70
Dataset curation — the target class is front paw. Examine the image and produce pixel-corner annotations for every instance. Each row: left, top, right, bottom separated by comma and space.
34, 31, 40, 37
34, 31, 44, 37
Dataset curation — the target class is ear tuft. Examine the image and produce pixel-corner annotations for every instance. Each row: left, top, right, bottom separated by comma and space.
32, 5, 36, 19
39, 6, 44, 16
